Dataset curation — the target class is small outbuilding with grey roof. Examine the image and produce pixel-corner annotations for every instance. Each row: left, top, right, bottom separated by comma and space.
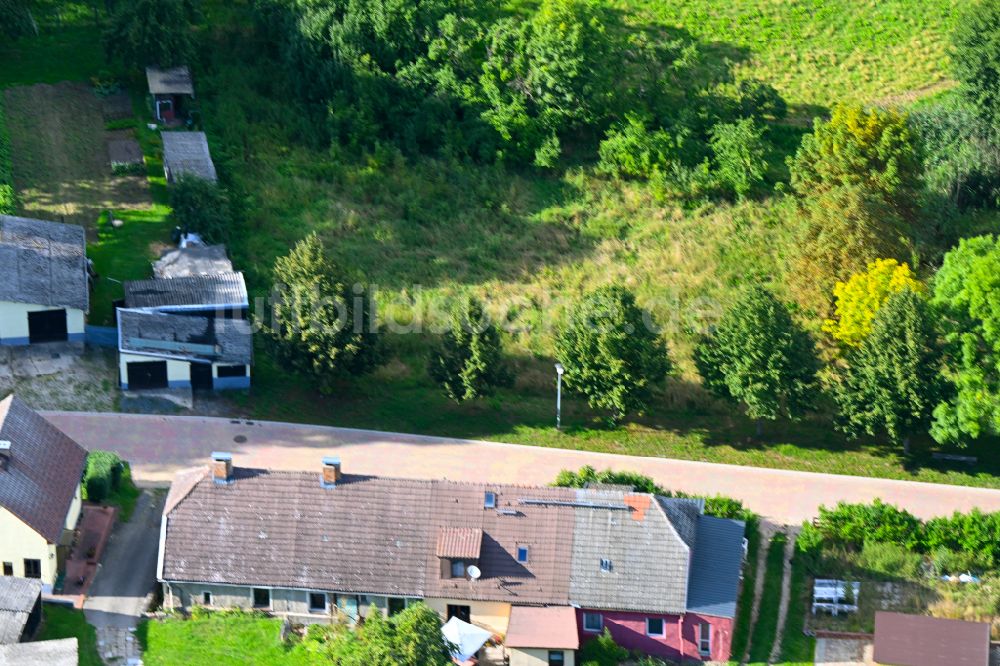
153, 245, 233, 279
0, 637, 78, 665
0, 577, 42, 644
161, 131, 217, 183
147, 66, 194, 124
0, 215, 89, 346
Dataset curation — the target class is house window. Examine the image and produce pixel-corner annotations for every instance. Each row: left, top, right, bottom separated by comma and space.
23, 559, 41, 579
309, 592, 327, 613
217, 365, 246, 378
447, 605, 471, 623
202, 592, 213, 606
484, 491, 496, 508
2, 562, 11, 576
646, 617, 665, 637
388, 598, 406, 616
451, 560, 466, 578
548, 651, 565, 666
600, 558, 612, 572
582, 612, 602, 633
698, 623, 712, 656
516, 546, 529, 563
252, 588, 271, 609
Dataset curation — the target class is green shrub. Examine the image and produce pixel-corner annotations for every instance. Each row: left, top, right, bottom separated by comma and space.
735, 78, 787, 121
111, 161, 145, 176
598, 114, 687, 179
0, 98, 16, 215
84, 451, 125, 503
579, 628, 628, 666
924, 510, 1000, 567
709, 117, 768, 198
930, 546, 989, 575
169, 175, 233, 244
858, 540, 923, 579
85, 475, 110, 504
816, 500, 923, 550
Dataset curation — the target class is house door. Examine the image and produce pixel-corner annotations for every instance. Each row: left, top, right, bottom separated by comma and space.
126, 361, 168, 390
157, 98, 174, 122
446, 605, 471, 623
190, 363, 213, 390
27, 309, 68, 343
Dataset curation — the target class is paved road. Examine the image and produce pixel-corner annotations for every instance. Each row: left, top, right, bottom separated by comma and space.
44, 411, 1000, 525
84, 491, 164, 664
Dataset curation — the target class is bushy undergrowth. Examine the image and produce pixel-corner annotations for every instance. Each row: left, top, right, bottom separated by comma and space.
0, 97, 17, 214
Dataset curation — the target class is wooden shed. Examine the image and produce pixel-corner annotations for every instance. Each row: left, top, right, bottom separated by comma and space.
146, 66, 194, 124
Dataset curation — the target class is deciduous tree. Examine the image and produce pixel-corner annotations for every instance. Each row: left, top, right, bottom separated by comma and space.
263, 234, 379, 392
695, 286, 819, 432
952, 0, 1000, 127
823, 258, 925, 347
429, 296, 511, 403
834, 288, 945, 454
0, 0, 34, 39
930, 234, 1000, 444
103, 0, 197, 70
710, 117, 768, 199
556, 285, 670, 422
169, 175, 231, 244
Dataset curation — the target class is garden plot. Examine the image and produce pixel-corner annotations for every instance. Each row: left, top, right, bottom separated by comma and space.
3, 82, 151, 233
0, 346, 118, 412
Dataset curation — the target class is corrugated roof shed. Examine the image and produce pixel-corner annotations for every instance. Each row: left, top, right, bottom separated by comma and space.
161, 131, 217, 182
0, 215, 89, 311
119, 309, 252, 364
685, 514, 746, 618
874, 612, 990, 666
0, 637, 78, 665
0, 577, 41, 644
146, 66, 194, 96
0, 396, 87, 543
153, 245, 233, 279
123, 272, 247, 309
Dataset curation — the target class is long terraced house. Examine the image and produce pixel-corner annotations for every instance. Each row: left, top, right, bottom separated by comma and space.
157, 454, 746, 663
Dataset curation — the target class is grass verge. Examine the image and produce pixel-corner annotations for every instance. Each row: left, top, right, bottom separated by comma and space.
38, 604, 102, 666
747, 532, 788, 665
729, 520, 761, 663
777, 537, 815, 665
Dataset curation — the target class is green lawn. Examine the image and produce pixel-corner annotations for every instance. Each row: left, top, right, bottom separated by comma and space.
747, 532, 787, 665
139, 612, 314, 666
37, 604, 102, 666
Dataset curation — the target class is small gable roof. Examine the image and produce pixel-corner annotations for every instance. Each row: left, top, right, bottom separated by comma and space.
0, 215, 89, 311
0, 577, 41, 644
161, 132, 217, 182
0, 396, 87, 543
505, 606, 579, 650
123, 272, 248, 310
146, 66, 194, 95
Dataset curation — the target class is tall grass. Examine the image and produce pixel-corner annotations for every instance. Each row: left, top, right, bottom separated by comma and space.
729, 522, 761, 663
777, 540, 815, 665
747, 532, 788, 664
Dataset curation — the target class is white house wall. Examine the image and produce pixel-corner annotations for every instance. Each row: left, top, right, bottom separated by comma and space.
0, 301, 84, 345
509, 648, 576, 666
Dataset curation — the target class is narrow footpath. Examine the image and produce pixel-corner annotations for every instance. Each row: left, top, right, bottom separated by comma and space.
768, 531, 797, 664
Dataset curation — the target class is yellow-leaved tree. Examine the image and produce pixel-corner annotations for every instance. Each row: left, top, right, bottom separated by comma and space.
823, 258, 925, 347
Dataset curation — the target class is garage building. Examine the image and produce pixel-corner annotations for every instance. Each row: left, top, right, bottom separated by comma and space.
0, 215, 88, 346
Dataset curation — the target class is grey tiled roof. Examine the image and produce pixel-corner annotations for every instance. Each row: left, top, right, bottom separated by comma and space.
153, 245, 233, 279
0, 396, 87, 543
569, 490, 692, 614
123, 273, 247, 309
658, 496, 704, 549
685, 515, 746, 619
0, 637, 78, 665
0, 577, 41, 644
162, 132, 217, 182
146, 66, 194, 95
161, 467, 744, 616
0, 215, 89, 311
119, 310, 252, 364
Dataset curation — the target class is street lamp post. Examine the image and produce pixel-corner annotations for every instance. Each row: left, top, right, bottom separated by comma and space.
554, 363, 565, 430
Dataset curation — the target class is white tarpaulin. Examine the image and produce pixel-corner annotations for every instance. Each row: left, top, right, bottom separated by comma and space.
441, 616, 492, 662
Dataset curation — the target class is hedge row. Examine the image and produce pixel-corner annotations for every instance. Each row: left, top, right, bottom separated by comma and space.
0, 98, 15, 214
799, 499, 1000, 568
83, 451, 126, 504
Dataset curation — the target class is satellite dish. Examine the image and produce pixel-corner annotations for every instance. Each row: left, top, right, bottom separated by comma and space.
467, 565, 482, 580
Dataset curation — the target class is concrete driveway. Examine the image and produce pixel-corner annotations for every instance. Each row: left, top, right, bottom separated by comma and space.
84, 491, 164, 664
42, 411, 1000, 524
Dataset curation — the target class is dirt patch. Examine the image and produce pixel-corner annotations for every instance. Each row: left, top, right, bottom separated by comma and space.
814, 637, 873, 665
4, 82, 151, 235
0, 345, 118, 412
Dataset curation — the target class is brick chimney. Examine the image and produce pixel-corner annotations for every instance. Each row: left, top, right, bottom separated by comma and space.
321, 456, 341, 489
211, 452, 233, 485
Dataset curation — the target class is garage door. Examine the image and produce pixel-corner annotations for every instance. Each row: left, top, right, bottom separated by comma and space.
27, 309, 68, 344
126, 361, 168, 390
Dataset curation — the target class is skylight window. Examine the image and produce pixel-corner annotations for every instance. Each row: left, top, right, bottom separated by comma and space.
600, 558, 613, 572
517, 546, 529, 563
484, 491, 496, 508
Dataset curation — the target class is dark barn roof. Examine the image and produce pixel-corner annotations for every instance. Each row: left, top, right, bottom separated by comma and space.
160, 465, 746, 616
0, 215, 89, 311
123, 272, 247, 310
119, 310, 252, 364
874, 612, 990, 666
0, 396, 87, 543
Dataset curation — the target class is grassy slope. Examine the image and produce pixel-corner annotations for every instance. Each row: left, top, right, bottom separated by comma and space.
38, 605, 102, 666
623, 0, 963, 108
747, 532, 788, 664
139, 613, 313, 666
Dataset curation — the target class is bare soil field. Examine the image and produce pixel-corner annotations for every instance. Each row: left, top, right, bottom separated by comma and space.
4, 81, 151, 233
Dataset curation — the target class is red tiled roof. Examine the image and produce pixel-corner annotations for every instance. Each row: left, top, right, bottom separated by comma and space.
874, 612, 990, 666
436, 527, 483, 559
505, 606, 579, 649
